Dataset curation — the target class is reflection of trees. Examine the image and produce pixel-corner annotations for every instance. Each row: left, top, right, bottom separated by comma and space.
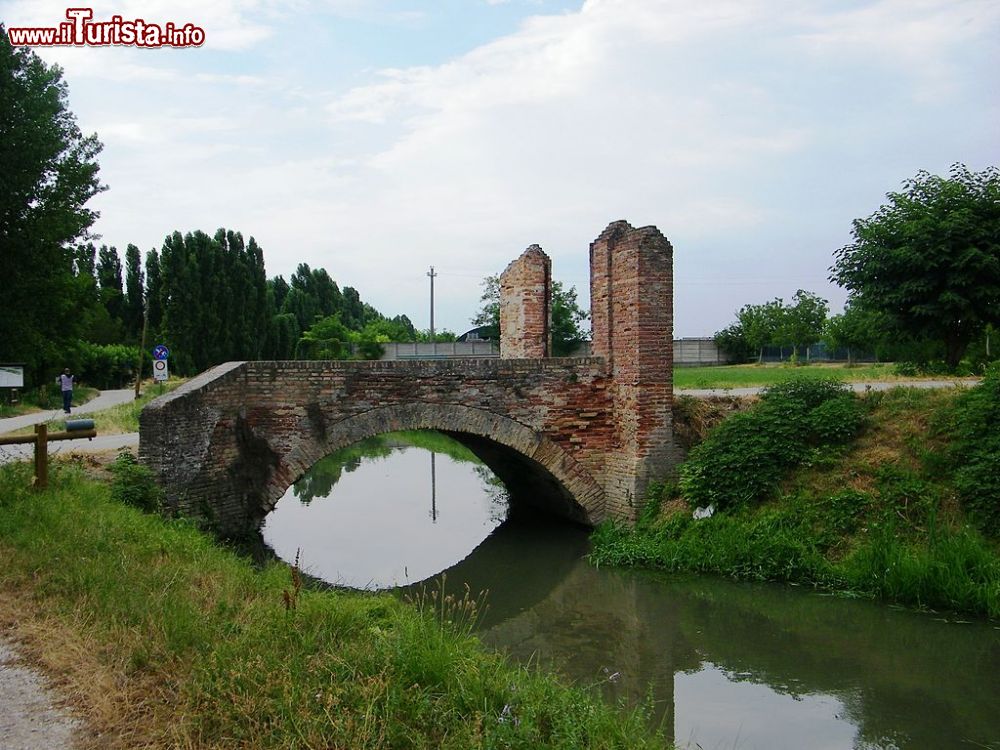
660, 579, 1000, 750
440, 536, 1000, 750
474, 464, 509, 524
292, 437, 393, 503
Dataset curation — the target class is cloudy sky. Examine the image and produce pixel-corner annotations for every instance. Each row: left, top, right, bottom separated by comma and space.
3, 0, 998, 336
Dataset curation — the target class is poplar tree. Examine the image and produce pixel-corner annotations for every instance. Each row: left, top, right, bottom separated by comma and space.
123, 244, 144, 341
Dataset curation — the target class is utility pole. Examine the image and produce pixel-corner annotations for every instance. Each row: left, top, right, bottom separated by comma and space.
427, 265, 437, 354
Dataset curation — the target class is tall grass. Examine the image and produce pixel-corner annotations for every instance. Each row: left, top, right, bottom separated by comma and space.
0, 464, 665, 749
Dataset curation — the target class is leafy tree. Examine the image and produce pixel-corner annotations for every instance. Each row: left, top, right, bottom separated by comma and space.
713, 322, 755, 363
158, 228, 271, 373
415, 329, 458, 342
736, 299, 784, 363
471, 274, 501, 339
773, 290, 828, 362
0, 28, 104, 380
297, 314, 353, 359
824, 304, 886, 366
830, 164, 1000, 369
551, 280, 589, 356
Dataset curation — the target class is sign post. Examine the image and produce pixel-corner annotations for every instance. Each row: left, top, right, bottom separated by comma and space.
152, 345, 170, 384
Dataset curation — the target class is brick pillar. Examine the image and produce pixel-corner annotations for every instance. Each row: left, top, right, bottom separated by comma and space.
589, 221, 675, 518
500, 245, 551, 358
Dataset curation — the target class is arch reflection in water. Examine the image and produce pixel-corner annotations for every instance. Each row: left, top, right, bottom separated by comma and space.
262, 432, 508, 589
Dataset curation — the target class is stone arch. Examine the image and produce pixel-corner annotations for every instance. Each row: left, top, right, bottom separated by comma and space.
258, 403, 608, 527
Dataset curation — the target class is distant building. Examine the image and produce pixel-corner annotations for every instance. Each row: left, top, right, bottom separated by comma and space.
457, 325, 497, 343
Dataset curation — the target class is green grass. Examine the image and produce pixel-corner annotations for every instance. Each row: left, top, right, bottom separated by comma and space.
672, 362, 953, 390
0, 464, 665, 749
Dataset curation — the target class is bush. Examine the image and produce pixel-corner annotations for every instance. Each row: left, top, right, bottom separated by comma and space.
942, 364, 1000, 536
679, 378, 865, 511
108, 450, 163, 512
74, 342, 139, 389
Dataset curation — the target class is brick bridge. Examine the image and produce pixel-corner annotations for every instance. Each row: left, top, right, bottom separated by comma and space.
140, 221, 677, 537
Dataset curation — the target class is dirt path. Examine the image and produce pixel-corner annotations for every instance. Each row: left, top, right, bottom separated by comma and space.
0, 636, 80, 750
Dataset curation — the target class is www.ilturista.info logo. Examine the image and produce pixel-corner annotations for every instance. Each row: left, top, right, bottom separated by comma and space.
7, 8, 205, 48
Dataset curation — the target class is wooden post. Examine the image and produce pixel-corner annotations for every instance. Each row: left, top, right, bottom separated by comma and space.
33, 423, 48, 490
135, 306, 149, 400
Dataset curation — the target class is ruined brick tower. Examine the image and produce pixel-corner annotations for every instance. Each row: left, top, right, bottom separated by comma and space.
499, 245, 552, 358
590, 220, 675, 516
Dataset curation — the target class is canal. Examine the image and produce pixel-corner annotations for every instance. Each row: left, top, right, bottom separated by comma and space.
261, 431, 1000, 750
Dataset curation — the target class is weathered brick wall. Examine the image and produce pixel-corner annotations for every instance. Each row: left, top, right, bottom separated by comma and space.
141, 358, 614, 536
590, 221, 675, 517
500, 245, 551, 358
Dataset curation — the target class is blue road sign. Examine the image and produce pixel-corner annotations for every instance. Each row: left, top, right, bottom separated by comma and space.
152, 344, 170, 361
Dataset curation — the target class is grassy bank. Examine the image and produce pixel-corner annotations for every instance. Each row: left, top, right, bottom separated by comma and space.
672, 362, 965, 390
0, 464, 664, 749
593, 376, 1000, 619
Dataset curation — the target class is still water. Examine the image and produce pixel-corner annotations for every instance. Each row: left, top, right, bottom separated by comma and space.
262, 433, 1000, 750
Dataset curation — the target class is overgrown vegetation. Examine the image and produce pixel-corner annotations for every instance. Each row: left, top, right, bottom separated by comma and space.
592, 375, 1000, 618
679, 379, 865, 511
0, 464, 664, 749
108, 450, 163, 512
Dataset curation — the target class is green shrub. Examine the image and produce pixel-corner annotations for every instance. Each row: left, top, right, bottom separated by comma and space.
108, 450, 163, 512
679, 378, 865, 511
805, 396, 867, 444
74, 342, 139, 389
942, 364, 1000, 536
894, 361, 919, 377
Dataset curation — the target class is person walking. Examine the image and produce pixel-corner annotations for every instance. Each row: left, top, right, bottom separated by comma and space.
59, 368, 74, 414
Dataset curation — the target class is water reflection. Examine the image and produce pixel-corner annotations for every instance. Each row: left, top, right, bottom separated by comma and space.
263, 433, 507, 589
446, 522, 1000, 750
263, 433, 1000, 750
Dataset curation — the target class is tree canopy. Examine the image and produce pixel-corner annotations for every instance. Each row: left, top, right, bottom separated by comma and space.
715, 293, 827, 363
0, 28, 104, 379
830, 164, 1000, 368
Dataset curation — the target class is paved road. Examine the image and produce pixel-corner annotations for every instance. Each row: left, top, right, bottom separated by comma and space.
0, 389, 135, 434
676, 379, 980, 398
0, 389, 138, 465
